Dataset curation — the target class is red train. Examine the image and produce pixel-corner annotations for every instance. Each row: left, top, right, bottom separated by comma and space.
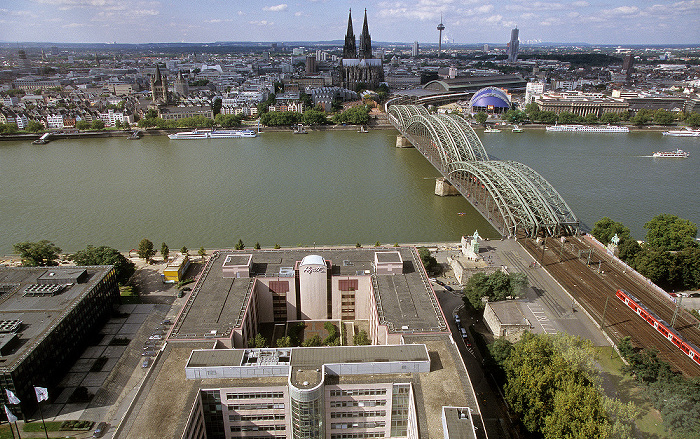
616, 289, 700, 366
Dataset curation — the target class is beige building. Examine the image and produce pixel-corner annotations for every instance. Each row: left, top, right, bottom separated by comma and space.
535, 92, 628, 117
483, 301, 531, 341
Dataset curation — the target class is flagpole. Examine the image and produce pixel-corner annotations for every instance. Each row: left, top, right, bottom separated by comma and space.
36, 401, 48, 439
13, 420, 21, 439
7, 419, 17, 439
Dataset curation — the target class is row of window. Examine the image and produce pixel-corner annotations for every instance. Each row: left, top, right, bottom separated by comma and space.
329, 400, 386, 408
330, 411, 386, 418
226, 392, 284, 400
230, 425, 286, 432
229, 403, 285, 411
331, 434, 386, 439
228, 413, 285, 422
329, 389, 387, 397
331, 422, 385, 429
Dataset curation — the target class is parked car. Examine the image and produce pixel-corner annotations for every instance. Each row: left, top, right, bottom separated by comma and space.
93, 422, 107, 437
444, 285, 454, 292
142, 350, 156, 356
454, 315, 461, 325
436, 279, 446, 287
460, 328, 468, 338
161, 319, 172, 325
142, 358, 150, 368
149, 334, 162, 340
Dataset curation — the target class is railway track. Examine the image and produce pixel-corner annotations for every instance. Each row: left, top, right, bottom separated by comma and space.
519, 236, 700, 376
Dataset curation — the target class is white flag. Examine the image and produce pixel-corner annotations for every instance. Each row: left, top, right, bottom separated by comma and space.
34, 386, 49, 403
4, 405, 17, 423
5, 389, 20, 405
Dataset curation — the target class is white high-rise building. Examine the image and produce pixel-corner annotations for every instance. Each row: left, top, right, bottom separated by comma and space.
412, 41, 419, 57
525, 82, 546, 104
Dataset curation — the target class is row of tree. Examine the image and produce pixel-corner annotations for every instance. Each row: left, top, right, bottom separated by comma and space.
13, 240, 135, 285
617, 337, 700, 438
591, 214, 700, 291
518, 103, 700, 127
488, 332, 637, 438
259, 105, 371, 127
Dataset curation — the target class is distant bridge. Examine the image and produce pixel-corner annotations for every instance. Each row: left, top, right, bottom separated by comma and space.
388, 104, 579, 238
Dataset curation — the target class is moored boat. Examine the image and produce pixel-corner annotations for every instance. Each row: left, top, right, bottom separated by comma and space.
512, 125, 523, 133
546, 124, 629, 133
168, 129, 256, 139
484, 127, 501, 133
662, 127, 700, 137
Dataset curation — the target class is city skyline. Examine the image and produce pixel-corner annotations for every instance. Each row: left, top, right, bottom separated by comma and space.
1, 0, 699, 46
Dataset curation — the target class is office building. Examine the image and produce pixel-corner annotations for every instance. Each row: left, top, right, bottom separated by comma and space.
412, 41, 419, 57
525, 82, 546, 104
121, 247, 481, 438
0, 265, 118, 417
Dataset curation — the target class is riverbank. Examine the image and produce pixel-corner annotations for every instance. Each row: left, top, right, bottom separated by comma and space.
0, 120, 688, 141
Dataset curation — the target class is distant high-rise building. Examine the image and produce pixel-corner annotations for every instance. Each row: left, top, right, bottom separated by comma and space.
622, 54, 634, 79
412, 41, 419, 57
483, 43, 489, 52
305, 55, 317, 75
17, 49, 30, 69
437, 16, 445, 57
507, 27, 519, 62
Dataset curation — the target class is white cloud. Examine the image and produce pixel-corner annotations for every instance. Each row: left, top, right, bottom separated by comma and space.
604, 5, 639, 15
570, 1, 589, 6
62, 22, 89, 27
249, 20, 275, 25
263, 4, 288, 12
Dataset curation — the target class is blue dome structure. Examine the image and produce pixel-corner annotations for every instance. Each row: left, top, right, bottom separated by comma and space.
469, 87, 512, 113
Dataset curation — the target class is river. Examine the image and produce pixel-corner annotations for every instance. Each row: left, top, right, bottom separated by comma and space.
0, 128, 697, 254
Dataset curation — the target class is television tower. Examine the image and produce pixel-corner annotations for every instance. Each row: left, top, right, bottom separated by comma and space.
437, 15, 445, 57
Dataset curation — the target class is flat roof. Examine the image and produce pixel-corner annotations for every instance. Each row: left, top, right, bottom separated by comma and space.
121, 337, 474, 439
170, 248, 446, 339
222, 254, 252, 267
487, 301, 529, 326
375, 251, 402, 263
443, 407, 478, 439
0, 265, 113, 371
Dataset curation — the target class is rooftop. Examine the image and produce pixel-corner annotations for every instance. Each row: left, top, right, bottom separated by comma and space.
0, 265, 113, 371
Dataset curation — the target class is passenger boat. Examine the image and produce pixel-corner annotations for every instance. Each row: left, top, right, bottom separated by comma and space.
652, 149, 689, 158
483, 127, 501, 133
168, 129, 257, 139
546, 124, 629, 133
358, 125, 369, 133
662, 127, 700, 137
512, 125, 523, 133
293, 124, 308, 134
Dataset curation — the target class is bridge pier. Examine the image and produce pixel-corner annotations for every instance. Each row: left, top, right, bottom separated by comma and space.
434, 178, 460, 196
395, 135, 413, 148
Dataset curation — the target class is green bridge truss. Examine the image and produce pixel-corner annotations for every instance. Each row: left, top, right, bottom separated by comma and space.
388, 104, 579, 237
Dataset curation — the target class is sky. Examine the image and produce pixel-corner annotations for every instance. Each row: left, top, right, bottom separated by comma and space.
1, 0, 699, 46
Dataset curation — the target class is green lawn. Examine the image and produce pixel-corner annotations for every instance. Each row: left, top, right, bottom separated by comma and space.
595, 346, 668, 438
1, 423, 76, 439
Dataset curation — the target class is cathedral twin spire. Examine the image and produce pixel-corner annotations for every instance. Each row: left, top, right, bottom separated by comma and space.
343, 8, 372, 60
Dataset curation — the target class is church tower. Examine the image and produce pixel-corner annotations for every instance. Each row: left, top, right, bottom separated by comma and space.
343, 9, 356, 59
358, 9, 373, 60
150, 64, 168, 103
174, 70, 189, 97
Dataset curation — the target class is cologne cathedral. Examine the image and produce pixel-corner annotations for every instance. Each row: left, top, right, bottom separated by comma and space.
339, 9, 384, 91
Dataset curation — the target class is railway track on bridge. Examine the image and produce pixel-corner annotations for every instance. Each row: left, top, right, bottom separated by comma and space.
520, 236, 700, 376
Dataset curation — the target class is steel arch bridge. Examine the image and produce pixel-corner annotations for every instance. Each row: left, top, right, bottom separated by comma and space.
388, 104, 579, 237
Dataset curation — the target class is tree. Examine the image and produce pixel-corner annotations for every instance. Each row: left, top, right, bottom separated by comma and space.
475, 111, 488, 125
26, 120, 44, 132
302, 334, 323, 347
524, 102, 541, 120
137, 238, 156, 263
686, 112, 700, 128
463, 271, 528, 310
644, 214, 698, 251
632, 247, 674, 289
503, 109, 527, 124
235, 239, 245, 250
161, 243, 169, 262
353, 330, 371, 345
599, 112, 621, 124
114, 120, 122, 129
632, 109, 653, 126
91, 119, 105, 130
198, 246, 207, 258
538, 111, 558, 124
557, 111, 580, 124
72, 245, 135, 284
13, 240, 62, 266
332, 105, 370, 125
276, 336, 292, 347
418, 247, 440, 274
617, 238, 642, 262
582, 113, 598, 125
591, 217, 632, 245
180, 246, 188, 255
653, 109, 675, 125
75, 120, 90, 130
301, 109, 328, 125
251, 333, 267, 348
254, 242, 261, 250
